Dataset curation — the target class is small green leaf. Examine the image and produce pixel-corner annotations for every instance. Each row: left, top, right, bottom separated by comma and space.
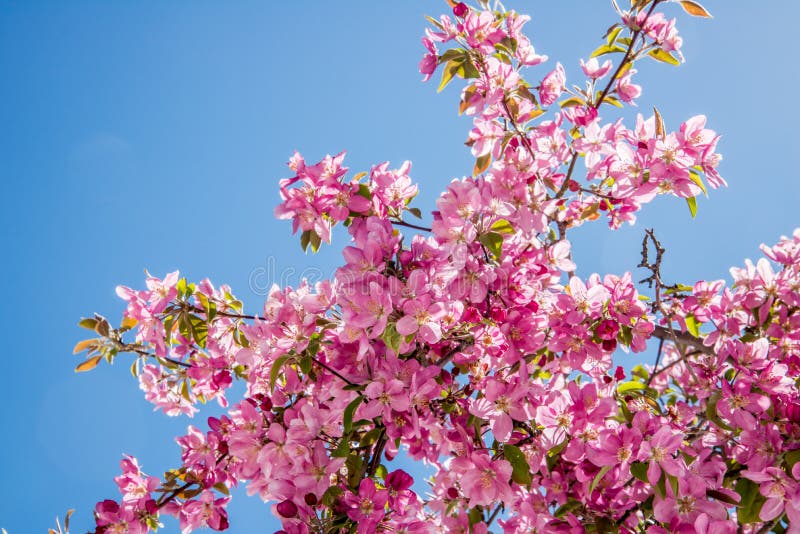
309, 230, 322, 253
479, 232, 503, 260
559, 96, 585, 108
686, 195, 698, 218
213, 482, 230, 495
630, 461, 648, 483
78, 317, 98, 330
438, 48, 466, 64
785, 449, 800, 470
606, 26, 623, 46
300, 230, 311, 252
649, 48, 681, 66
321, 485, 343, 506
438, 58, 463, 93
269, 355, 291, 391
468, 507, 483, 526
473, 153, 491, 175
381, 322, 403, 354
331, 438, 350, 458
590, 44, 626, 58
589, 465, 613, 494
490, 219, 514, 234
735, 478, 766, 524
617, 381, 647, 394
504, 444, 532, 485
299, 354, 312, 375
343, 395, 364, 435
685, 314, 701, 337
689, 170, 708, 196
407, 207, 422, 219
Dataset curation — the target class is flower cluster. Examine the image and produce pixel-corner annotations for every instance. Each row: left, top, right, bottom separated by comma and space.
72, 1, 800, 533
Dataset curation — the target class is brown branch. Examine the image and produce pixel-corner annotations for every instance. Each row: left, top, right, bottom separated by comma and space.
391, 219, 432, 232
650, 325, 715, 356
311, 356, 356, 387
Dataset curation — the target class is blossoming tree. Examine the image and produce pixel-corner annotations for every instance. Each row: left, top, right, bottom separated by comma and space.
68, 0, 800, 532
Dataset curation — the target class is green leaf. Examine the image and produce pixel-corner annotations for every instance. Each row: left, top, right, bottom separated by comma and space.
381, 322, 403, 354
407, 207, 422, 219
78, 317, 98, 330
213, 482, 230, 496
479, 232, 503, 260
321, 485, 343, 506
589, 465, 613, 494
554, 499, 582, 518
504, 444, 532, 485
343, 395, 364, 435
269, 355, 291, 391
346, 454, 364, 488
689, 170, 708, 196
357, 183, 371, 199
331, 438, 350, 458
438, 48, 466, 64
617, 381, 647, 394
785, 449, 800, 470
438, 58, 463, 93
685, 314, 701, 337
458, 57, 480, 79
686, 195, 698, 218
468, 507, 483, 526
473, 153, 491, 175
606, 26, 623, 46
649, 48, 681, 66
630, 461, 648, 483
130, 359, 140, 378
559, 96, 585, 108
299, 354, 312, 375
300, 230, 311, 252
735, 478, 766, 524
309, 231, 322, 253
490, 219, 514, 234
590, 44, 626, 58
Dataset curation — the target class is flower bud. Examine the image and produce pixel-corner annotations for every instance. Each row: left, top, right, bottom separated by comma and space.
276, 499, 298, 518
453, 2, 468, 18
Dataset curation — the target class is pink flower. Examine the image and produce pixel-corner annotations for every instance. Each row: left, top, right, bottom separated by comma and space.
616, 69, 641, 104
580, 58, 613, 80
344, 479, 388, 532
742, 467, 798, 522
419, 38, 438, 82
653, 475, 726, 526
539, 63, 565, 106
453, 451, 513, 507
178, 490, 230, 533
639, 426, 685, 485
396, 297, 447, 344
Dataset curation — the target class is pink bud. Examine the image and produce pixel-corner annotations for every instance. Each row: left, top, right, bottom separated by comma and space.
277, 499, 298, 518
386, 469, 414, 492
786, 402, 800, 424
453, 2, 468, 18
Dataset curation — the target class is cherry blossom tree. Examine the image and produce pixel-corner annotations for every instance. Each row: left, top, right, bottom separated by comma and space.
67, 0, 800, 532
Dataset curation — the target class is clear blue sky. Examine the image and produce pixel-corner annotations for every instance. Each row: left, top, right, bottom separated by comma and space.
1, 1, 798, 532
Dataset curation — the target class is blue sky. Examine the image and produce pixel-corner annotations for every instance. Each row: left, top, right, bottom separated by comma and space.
1, 1, 798, 532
